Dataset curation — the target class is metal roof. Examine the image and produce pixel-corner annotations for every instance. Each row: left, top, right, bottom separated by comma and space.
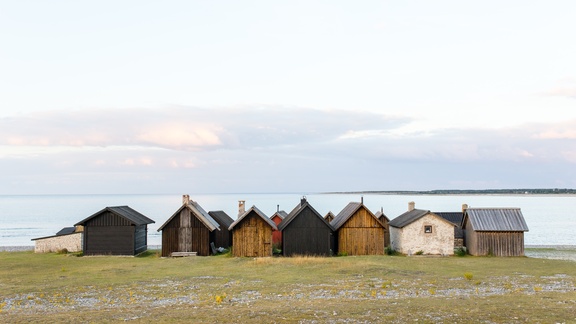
278, 199, 333, 231
463, 208, 529, 232
157, 201, 220, 232
228, 205, 278, 231
330, 202, 382, 230
75, 206, 155, 226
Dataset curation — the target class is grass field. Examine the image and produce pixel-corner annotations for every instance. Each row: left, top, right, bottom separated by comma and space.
1, 250, 575, 323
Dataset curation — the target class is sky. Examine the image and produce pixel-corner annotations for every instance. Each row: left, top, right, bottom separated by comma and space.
1, 1, 576, 195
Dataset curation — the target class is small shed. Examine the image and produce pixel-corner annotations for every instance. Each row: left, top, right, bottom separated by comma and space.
75, 206, 154, 256
229, 205, 277, 257
462, 207, 529, 256
324, 212, 335, 223
331, 200, 386, 255
270, 208, 288, 249
374, 207, 391, 247
157, 195, 221, 257
208, 210, 234, 250
32, 226, 83, 253
278, 197, 334, 256
389, 202, 455, 255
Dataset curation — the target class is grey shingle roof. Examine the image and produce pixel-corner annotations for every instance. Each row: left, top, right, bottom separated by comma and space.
464, 208, 529, 232
208, 210, 234, 228
157, 201, 220, 232
75, 206, 155, 226
56, 227, 76, 236
228, 205, 278, 231
388, 209, 430, 228
278, 200, 333, 231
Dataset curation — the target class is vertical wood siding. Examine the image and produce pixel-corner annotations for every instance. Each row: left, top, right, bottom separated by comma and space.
337, 207, 384, 255
468, 230, 525, 256
232, 212, 273, 257
160, 208, 211, 257
282, 207, 333, 256
84, 226, 134, 255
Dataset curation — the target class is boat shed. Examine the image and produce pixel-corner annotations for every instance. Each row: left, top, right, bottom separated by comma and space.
229, 205, 277, 257
331, 200, 386, 255
157, 195, 221, 257
462, 208, 529, 256
75, 206, 154, 256
278, 197, 334, 256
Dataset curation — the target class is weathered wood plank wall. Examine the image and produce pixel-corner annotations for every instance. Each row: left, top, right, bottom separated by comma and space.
338, 208, 384, 255
232, 213, 272, 257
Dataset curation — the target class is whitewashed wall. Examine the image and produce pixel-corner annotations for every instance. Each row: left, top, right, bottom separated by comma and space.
34, 233, 83, 253
390, 213, 454, 255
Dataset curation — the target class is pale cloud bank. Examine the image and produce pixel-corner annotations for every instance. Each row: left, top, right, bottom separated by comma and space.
1, 106, 575, 194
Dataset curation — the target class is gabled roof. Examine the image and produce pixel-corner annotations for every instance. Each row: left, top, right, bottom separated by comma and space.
375, 209, 390, 222
75, 206, 155, 226
208, 210, 234, 228
157, 200, 220, 232
228, 205, 278, 231
278, 200, 334, 231
435, 212, 464, 226
463, 208, 529, 232
389, 209, 455, 229
330, 202, 383, 230
324, 211, 335, 221
270, 210, 288, 220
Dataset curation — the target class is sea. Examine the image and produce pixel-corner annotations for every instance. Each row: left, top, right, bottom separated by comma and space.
1, 193, 575, 249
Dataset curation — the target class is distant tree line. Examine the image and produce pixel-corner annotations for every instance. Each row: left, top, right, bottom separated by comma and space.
328, 188, 576, 195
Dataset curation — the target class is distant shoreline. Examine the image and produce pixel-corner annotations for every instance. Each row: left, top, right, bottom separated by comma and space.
323, 189, 576, 196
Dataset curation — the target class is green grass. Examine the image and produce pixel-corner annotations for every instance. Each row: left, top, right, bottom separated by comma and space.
1, 251, 575, 323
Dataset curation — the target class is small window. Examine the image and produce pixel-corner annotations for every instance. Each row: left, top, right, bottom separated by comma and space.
424, 225, 433, 233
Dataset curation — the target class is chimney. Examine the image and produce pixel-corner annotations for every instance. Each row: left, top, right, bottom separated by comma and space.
238, 200, 246, 216
408, 201, 415, 211
277, 204, 280, 212
361, 196, 364, 204
300, 196, 307, 206
462, 203, 468, 213
182, 194, 190, 205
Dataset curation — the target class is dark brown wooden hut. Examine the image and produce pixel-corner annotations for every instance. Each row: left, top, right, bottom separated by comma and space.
331, 201, 386, 255
208, 210, 234, 249
157, 195, 221, 257
374, 207, 391, 247
278, 198, 334, 256
462, 208, 529, 256
229, 205, 277, 257
74, 206, 154, 256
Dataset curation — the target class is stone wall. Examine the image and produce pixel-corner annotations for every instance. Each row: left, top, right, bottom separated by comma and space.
390, 213, 455, 255
34, 233, 83, 253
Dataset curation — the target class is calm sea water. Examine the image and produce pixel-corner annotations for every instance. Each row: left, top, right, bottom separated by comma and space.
1, 193, 575, 247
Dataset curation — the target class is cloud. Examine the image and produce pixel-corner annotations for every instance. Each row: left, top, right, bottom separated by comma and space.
2, 106, 576, 194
